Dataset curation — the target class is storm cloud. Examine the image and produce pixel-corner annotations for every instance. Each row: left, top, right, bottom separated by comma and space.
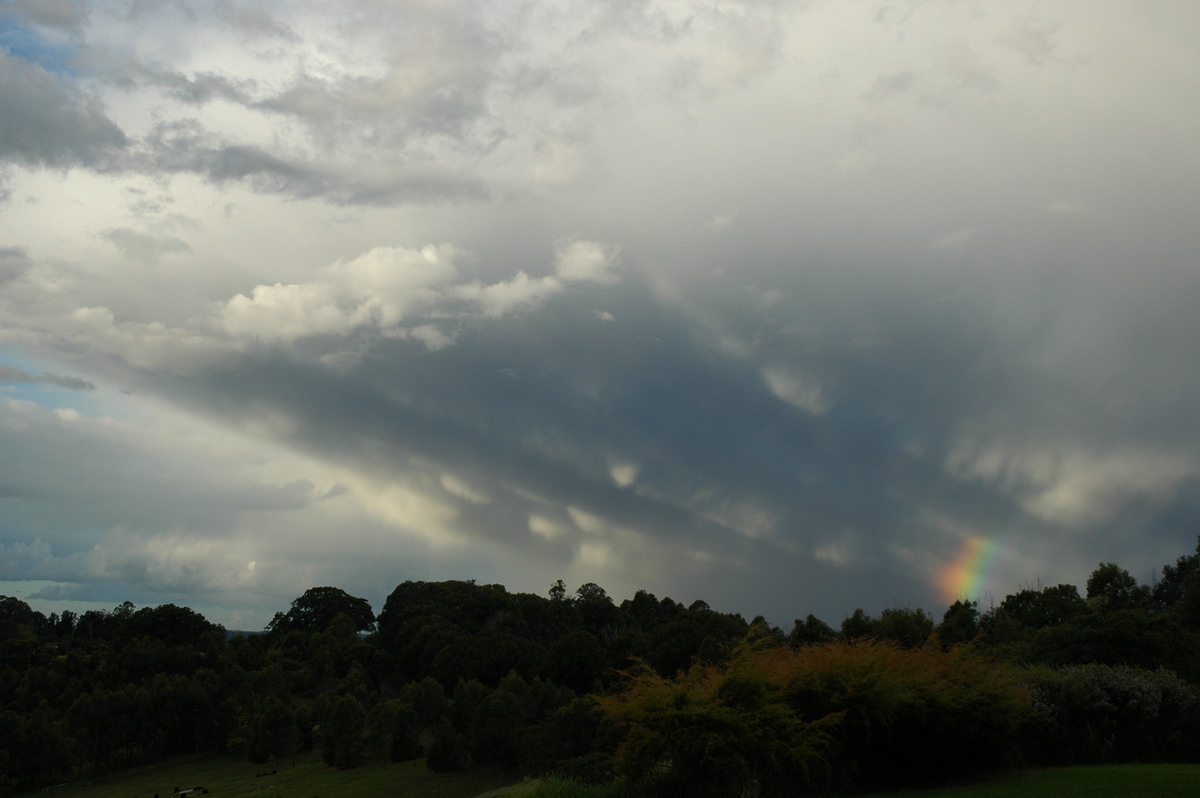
1, 0, 1198, 629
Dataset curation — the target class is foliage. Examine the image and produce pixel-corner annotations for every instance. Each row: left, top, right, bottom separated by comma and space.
321, 694, 367, 769
600, 638, 1032, 795
788, 613, 836, 647
9, 536, 1200, 793
269, 586, 376, 634
788, 640, 1031, 789
997, 584, 1089, 630
936, 600, 980, 647
1086, 563, 1151, 614
1022, 663, 1200, 764
249, 696, 300, 763
599, 655, 839, 796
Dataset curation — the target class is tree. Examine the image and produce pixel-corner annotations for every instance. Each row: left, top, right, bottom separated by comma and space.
367, 700, 420, 762
999, 584, 1088, 630
129, 604, 219, 646
320, 694, 366, 768
250, 697, 300, 764
546, 630, 605, 693
0, 596, 44, 643
470, 689, 528, 766
270, 587, 376, 634
789, 614, 836, 647
1153, 537, 1200, 610
840, 608, 877, 639
877, 608, 934, 648
1086, 563, 1149, 613
937, 600, 980, 647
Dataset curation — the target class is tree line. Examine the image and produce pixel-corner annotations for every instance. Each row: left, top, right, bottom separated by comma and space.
1, 539, 1199, 795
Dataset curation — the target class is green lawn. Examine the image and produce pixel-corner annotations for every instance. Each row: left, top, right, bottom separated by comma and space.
34, 753, 523, 798
517, 764, 1200, 798
858, 764, 1200, 798
34, 760, 1200, 798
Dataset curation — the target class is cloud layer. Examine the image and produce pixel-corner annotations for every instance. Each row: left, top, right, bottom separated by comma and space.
2, 0, 1199, 629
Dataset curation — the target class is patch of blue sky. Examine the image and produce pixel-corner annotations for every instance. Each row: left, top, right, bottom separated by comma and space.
0, 17, 80, 77
0, 349, 109, 416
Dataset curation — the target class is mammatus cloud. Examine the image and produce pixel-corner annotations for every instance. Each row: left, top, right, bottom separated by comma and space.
1, 1, 1199, 630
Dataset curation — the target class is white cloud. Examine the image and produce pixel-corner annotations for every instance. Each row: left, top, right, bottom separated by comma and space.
219, 244, 460, 342
554, 236, 622, 285
440, 472, 491, 505
763, 367, 831, 415
946, 438, 1195, 527
529, 514, 568, 540
453, 270, 564, 319
609, 462, 640, 488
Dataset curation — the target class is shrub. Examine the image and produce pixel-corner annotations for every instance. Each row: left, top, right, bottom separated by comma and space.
1022, 663, 1200, 764
598, 639, 1031, 795
784, 641, 1029, 789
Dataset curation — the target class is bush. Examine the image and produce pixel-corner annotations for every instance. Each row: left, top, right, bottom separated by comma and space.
598, 639, 1031, 795
784, 641, 1029, 789
1023, 664, 1200, 764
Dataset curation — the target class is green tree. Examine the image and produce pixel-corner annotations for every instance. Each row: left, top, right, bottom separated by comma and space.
320, 694, 366, 768
999, 584, 1088, 630
1153, 537, 1200, 611
129, 603, 220, 646
546, 630, 605, 693
840, 608, 877, 639
788, 614, 836, 647
270, 586, 376, 634
1086, 562, 1150, 613
367, 700, 420, 762
426, 717, 469, 772
937, 600, 980, 647
250, 697, 300, 764
470, 688, 528, 766
404, 676, 449, 728
877, 607, 934, 648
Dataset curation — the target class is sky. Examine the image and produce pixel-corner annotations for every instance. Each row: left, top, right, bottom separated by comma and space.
1, 0, 1199, 631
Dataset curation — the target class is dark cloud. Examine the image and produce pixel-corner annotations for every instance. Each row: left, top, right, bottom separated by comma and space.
0, 52, 127, 167
153, 70, 251, 105
0, 246, 31, 283
0, 364, 94, 390
139, 120, 489, 204
1, 1, 1198, 628
42, 372, 96, 390
81, 248, 1192, 623
0, 0, 88, 32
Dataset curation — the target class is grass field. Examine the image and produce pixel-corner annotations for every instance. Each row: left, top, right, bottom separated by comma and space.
33, 759, 1200, 798
517, 764, 1200, 798
35, 753, 526, 798
859, 764, 1200, 798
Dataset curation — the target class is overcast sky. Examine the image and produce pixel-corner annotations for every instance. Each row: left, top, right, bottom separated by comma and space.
2, 0, 1198, 631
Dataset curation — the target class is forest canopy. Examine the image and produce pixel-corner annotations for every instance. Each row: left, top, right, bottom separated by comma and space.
3, 539, 1200, 795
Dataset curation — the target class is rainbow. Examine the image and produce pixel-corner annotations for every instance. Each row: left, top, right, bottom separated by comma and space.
937, 535, 1000, 605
